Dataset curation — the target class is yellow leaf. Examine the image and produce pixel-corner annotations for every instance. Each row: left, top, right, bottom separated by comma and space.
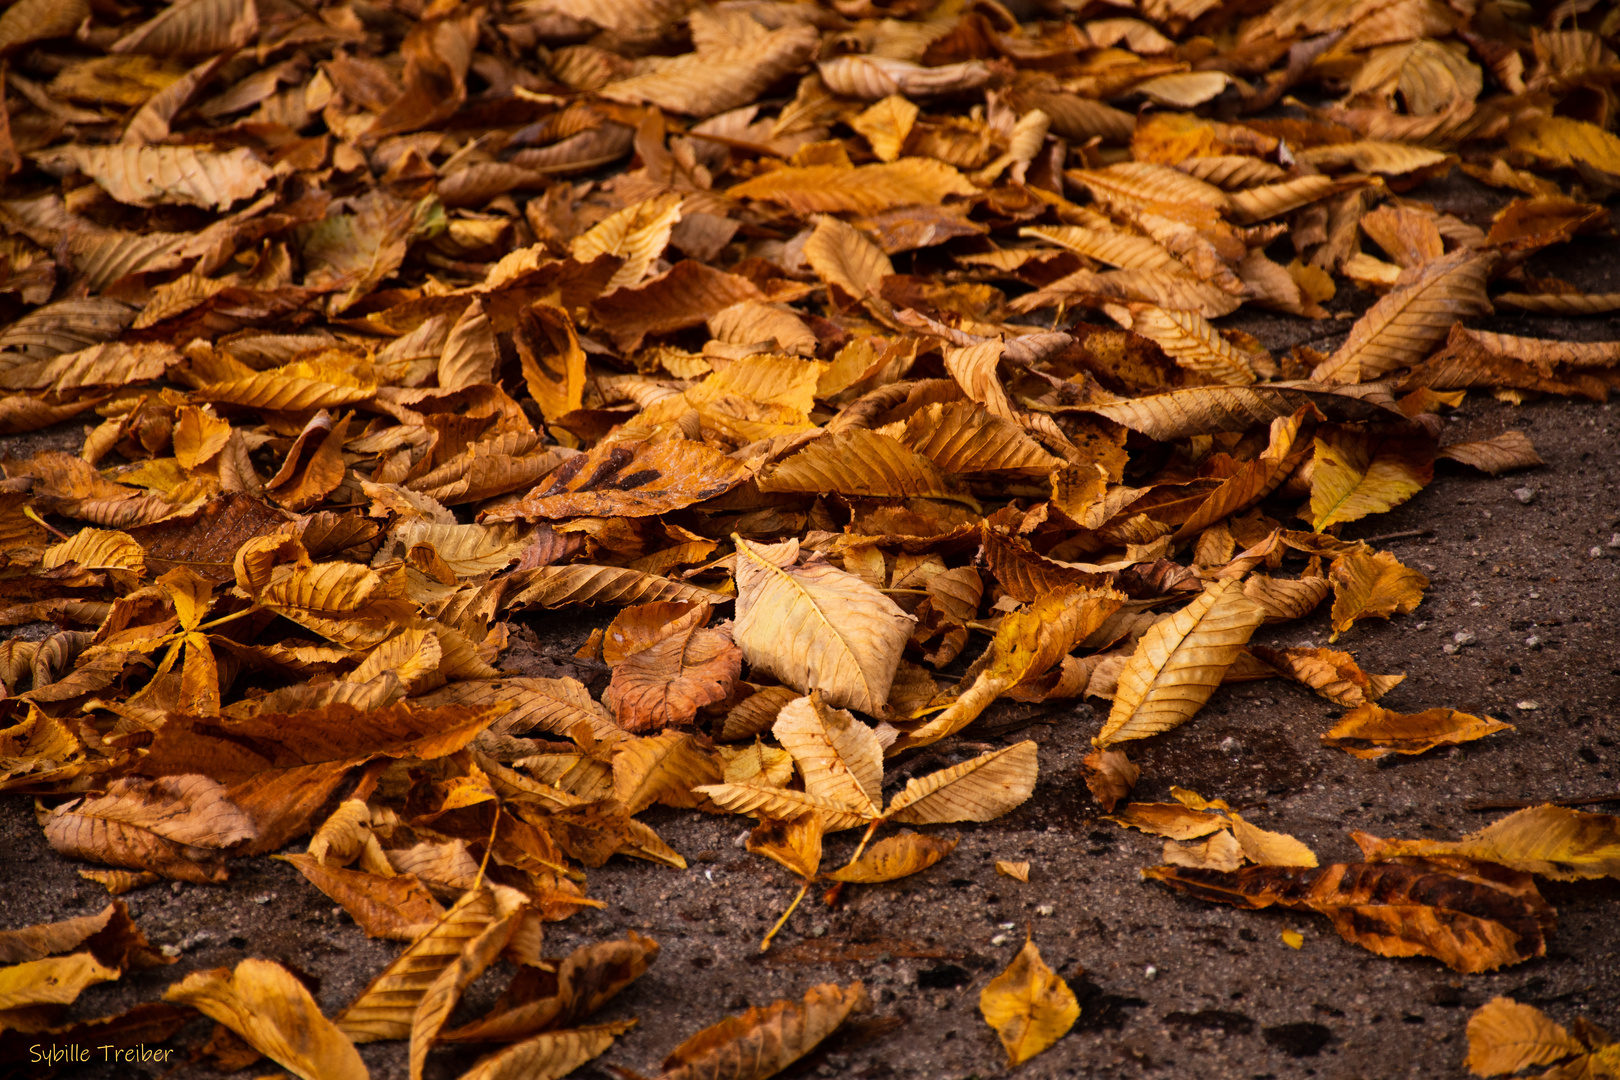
729, 158, 978, 215
1228, 813, 1318, 867
409, 906, 522, 1080
456, 1021, 635, 1080
1355, 804, 1618, 882
173, 404, 231, 469
1281, 930, 1304, 950
1118, 304, 1258, 386
165, 958, 368, 1080
851, 95, 918, 162
1080, 383, 1400, 441
1310, 429, 1434, 531
0, 952, 120, 1009
1321, 704, 1512, 759
731, 536, 913, 715
570, 192, 684, 293
994, 859, 1030, 883
1328, 548, 1428, 641
978, 937, 1079, 1067
1465, 997, 1590, 1077
828, 831, 958, 883
694, 782, 874, 832
1096, 579, 1265, 747
610, 730, 723, 814
746, 814, 826, 878
1508, 115, 1620, 178
1105, 802, 1229, 841
803, 215, 893, 302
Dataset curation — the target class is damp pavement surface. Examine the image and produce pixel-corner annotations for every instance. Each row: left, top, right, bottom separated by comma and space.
2, 172, 1619, 1080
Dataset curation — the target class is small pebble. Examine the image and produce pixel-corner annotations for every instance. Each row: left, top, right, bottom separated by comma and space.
160, 944, 181, 958
1452, 631, 1476, 646
1219, 736, 1242, 755
998, 922, 1017, 930
1036, 904, 1055, 916
1512, 488, 1536, 505
1609, 533, 1620, 549
1591, 546, 1606, 559
733, 830, 751, 849
1144, 965, 1159, 980
1443, 643, 1459, 654
1525, 634, 1541, 648
1518, 700, 1540, 711
1415, 621, 1428, 631
990, 933, 1011, 946
251, 892, 275, 905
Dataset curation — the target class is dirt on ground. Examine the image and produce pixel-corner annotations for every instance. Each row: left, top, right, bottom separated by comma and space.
2, 172, 1618, 1080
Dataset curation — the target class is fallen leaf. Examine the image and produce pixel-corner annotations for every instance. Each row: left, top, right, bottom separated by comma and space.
165, 958, 368, 1080
658, 981, 869, 1080
978, 937, 1079, 1066
1354, 805, 1620, 882
1321, 705, 1513, 759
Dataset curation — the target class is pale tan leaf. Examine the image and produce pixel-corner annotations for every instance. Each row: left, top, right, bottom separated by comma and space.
44, 774, 257, 884
456, 1022, 634, 1080
732, 536, 913, 715
600, 23, 817, 118
51, 144, 274, 211
817, 55, 992, 99
1311, 250, 1494, 384
887, 741, 1038, 825
1118, 304, 1257, 386
899, 401, 1063, 475
658, 981, 869, 1080
0, 0, 88, 55
1095, 579, 1265, 747
1438, 432, 1544, 475
336, 888, 497, 1043
692, 782, 873, 832
771, 693, 883, 818
111, 0, 258, 57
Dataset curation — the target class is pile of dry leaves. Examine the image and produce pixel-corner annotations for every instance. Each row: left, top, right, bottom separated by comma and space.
1, 0, 1619, 1074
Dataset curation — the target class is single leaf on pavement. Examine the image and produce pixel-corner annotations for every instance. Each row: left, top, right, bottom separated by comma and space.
1321, 705, 1513, 759
1328, 548, 1429, 642
1310, 429, 1435, 531
979, 937, 1079, 1067
657, 981, 869, 1080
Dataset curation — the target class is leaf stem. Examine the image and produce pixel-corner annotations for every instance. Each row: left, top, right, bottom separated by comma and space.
195, 606, 263, 632
759, 879, 810, 953
23, 505, 69, 541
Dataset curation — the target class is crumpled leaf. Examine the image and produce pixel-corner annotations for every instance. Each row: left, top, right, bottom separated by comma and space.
1322, 704, 1513, 759
827, 831, 957, 884
1328, 548, 1429, 642
1145, 858, 1554, 974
